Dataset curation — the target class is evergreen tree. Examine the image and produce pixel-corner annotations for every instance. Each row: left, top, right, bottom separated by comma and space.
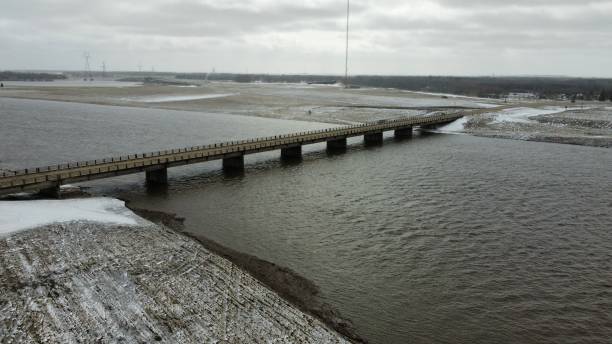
598, 89, 607, 102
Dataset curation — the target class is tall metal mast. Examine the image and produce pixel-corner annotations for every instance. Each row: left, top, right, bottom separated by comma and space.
83, 52, 92, 81
344, 0, 350, 88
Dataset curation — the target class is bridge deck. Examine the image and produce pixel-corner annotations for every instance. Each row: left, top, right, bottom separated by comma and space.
0, 113, 462, 195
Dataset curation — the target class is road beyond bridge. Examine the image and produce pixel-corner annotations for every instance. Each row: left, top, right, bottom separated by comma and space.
0, 113, 462, 197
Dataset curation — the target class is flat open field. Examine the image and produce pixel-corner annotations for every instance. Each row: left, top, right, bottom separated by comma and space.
0, 80, 496, 124
1, 79, 610, 147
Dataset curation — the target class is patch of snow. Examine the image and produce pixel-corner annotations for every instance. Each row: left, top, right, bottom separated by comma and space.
490, 107, 572, 124
128, 93, 239, 103
0, 198, 146, 236
475, 102, 502, 109
437, 116, 469, 133
397, 91, 502, 109
408, 90, 500, 102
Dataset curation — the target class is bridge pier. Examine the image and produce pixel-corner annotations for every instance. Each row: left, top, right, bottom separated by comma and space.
327, 138, 347, 152
223, 155, 245, 172
364, 132, 383, 145
394, 126, 413, 139
281, 145, 302, 160
39, 184, 61, 199
146, 167, 168, 185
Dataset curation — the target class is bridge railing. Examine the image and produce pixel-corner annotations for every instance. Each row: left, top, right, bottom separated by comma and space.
1, 113, 460, 179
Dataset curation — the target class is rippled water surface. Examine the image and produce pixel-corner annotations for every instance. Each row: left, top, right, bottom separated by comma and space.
126, 135, 612, 344
3, 97, 612, 343
0, 97, 331, 169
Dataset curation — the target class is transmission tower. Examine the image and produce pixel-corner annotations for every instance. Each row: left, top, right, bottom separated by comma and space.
83, 52, 93, 81
102, 61, 107, 78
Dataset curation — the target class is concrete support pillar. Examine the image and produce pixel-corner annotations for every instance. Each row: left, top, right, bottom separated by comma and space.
223, 155, 244, 171
39, 184, 61, 199
364, 132, 383, 145
146, 167, 168, 185
421, 123, 441, 130
326, 138, 347, 151
394, 126, 413, 139
280, 145, 302, 160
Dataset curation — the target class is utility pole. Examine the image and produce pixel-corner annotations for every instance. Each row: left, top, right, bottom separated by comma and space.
344, 0, 350, 88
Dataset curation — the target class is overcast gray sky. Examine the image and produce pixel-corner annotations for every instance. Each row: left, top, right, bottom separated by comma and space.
1, 0, 611, 76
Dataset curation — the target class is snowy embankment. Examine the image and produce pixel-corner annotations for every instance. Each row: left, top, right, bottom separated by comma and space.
437, 106, 576, 134
0, 198, 143, 236
0, 198, 349, 343
490, 107, 577, 124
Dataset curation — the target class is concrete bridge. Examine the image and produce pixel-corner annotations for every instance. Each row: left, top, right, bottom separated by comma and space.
0, 113, 462, 197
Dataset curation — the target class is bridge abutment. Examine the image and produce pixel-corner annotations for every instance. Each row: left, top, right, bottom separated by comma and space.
327, 138, 347, 152
281, 145, 302, 160
223, 155, 245, 171
364, 132, 383, 145
394, 126, 413, 139
146, 168, 168, 185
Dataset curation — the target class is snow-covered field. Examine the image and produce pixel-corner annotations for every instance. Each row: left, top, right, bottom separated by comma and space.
0, 81, 499, 125
0, 198, 144, 236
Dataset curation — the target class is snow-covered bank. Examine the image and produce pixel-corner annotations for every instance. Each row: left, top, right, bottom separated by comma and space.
0, 199, 351, 343
490, 107, 575, 124
436, 116, 470, 133
0, 198, 143, 236
459, 106, 612, 148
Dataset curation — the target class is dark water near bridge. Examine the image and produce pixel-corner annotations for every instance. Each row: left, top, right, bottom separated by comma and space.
2, 97, 612, 343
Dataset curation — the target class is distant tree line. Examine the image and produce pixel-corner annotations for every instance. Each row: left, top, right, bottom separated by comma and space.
176, 73, 612, 101
597, 89, 612, 102
0, 71, 67, 82
176, 73, 339, 84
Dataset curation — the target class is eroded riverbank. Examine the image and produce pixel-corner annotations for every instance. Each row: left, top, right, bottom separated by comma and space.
127, 205, 366, 343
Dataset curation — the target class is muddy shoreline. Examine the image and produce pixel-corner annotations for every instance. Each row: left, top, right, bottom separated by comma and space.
127, 204, 367, 344
468, 132, 612, 148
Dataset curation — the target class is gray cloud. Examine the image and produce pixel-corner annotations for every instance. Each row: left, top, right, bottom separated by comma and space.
0, 0, 611, 76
